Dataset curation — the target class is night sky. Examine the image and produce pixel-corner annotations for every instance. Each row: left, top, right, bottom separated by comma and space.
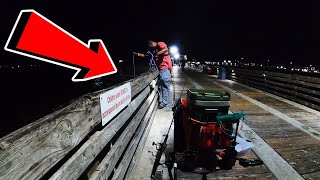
1, 0, 320, 66
1, 0, 320, 137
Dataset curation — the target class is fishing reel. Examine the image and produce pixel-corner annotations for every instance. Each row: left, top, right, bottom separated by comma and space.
148, 142, 163, 157
152, 142, 163, 151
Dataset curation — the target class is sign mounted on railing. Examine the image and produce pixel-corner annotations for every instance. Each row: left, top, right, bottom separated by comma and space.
100, 82, 131, 126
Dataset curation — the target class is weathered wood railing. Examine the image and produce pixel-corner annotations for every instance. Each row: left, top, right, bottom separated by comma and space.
226, 67, 320, 110
0, 70, 159, 180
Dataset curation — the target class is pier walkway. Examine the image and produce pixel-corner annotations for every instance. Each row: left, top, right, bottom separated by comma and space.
133, 66, 320, 180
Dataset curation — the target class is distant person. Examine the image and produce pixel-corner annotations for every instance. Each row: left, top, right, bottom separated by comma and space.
181, 55, 186, 71
133, 40, 172, 109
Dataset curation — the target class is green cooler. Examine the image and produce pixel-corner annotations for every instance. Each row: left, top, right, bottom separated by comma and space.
187, 89, 230, 122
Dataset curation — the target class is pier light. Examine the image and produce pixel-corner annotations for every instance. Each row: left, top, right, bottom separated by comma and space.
173, 53, 180, 59
170, 46, 179, 55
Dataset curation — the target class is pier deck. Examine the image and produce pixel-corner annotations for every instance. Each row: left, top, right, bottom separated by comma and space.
133, 66, 320, 179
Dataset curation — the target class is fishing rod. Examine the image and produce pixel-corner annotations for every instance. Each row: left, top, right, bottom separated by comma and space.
151, 70, 188, 180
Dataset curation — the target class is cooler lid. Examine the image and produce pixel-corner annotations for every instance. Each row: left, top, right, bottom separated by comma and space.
187, 89, 230, 101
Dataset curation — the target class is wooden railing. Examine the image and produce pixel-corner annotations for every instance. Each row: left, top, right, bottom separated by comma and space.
226, 67, 320, 111
0, 71, 159, 180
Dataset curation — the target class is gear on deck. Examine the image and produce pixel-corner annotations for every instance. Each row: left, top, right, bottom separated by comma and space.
172, 89, 261, 176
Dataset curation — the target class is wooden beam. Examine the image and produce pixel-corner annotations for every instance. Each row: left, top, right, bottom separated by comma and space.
235, 70, 263, 79
231, 80, 320, 116
0, 70, 158, 180
266, 84, 296, 96
49, 86, 151, 180
238, 121, 304, 180
295, 92, 320, 104
264, 71, 292, 79
264, 75, 295, 84
124, 102, 157, 179
296, 86, 320, 97
265, 80, 295, 91
89, 89, 157, 180
112, 96, 158, 180
296, 74, 320, 84
295, 80, 320, 89
209, 79, 320, 142
0, 96, 94, 180
231, 74, 320, 111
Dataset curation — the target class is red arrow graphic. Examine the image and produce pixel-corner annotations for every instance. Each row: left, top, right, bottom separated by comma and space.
4, 9, 117, 82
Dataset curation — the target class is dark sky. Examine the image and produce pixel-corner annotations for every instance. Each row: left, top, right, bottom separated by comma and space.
1, 0, 320, 66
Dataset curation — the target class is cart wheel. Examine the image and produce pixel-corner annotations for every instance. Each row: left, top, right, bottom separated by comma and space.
196, 151, 217, 171
221, 148, 237, 170
182, 151, 195, 172
221, 156, 236, 170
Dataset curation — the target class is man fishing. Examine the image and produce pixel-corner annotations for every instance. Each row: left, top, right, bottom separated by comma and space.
133, 40, 173, 109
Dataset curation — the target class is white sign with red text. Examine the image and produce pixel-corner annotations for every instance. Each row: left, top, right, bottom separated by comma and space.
100, 82, 131, 126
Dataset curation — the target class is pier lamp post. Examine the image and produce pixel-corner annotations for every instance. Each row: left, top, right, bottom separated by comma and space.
170, 46, 180, 65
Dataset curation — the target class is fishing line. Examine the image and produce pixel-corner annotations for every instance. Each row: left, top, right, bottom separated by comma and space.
132, 54, 136, 78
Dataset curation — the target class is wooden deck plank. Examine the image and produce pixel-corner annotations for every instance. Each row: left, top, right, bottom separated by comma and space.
89, 89, 157, 180
49, 87, 151, 180
303, 170, 320, 180
217, 78, 320, 132
112, 95, 158, 180
124, 99, 158, 179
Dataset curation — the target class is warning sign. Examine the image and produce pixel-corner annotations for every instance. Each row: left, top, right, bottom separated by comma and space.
100, 82, 131, 126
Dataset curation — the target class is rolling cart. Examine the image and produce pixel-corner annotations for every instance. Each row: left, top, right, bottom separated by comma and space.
173, 89, 245, 174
